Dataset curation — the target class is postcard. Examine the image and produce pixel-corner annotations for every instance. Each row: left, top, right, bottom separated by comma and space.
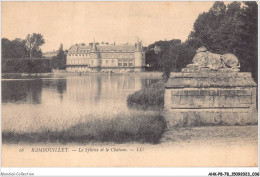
1, 1, 258, 173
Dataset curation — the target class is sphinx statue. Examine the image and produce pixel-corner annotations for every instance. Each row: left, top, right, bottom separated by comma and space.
186, 47, 240, 72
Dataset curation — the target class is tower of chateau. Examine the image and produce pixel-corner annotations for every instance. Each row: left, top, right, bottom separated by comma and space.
134, 41, 144, 71
89, 39, 100, 70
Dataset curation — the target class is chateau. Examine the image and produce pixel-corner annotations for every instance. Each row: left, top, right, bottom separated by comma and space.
66, 41, 145, 72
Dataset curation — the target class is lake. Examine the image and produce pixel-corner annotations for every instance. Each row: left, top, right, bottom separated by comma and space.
2, 74, 161, 133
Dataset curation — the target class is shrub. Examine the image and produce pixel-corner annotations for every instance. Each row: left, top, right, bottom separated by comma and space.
127, 80, 165, 111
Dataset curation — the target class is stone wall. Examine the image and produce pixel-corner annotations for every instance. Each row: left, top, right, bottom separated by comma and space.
164, 72, 257, 127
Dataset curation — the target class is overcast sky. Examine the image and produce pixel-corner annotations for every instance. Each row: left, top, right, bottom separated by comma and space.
2, 1, 215, 52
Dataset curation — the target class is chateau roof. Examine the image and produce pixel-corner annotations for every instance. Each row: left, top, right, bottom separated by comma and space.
69, 44, 137, 53
69, 45, 91, 53
97, 45, 136, 52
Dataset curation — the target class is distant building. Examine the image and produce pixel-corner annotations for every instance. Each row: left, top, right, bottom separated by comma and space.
43, 50, 68, 59
43, 50, 59, 58
66, 40, 145, 72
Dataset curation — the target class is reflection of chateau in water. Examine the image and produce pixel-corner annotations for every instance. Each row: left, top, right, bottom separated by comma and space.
64, 75, 143, 110
42, 79, 67, 101
2, 75, 161, 116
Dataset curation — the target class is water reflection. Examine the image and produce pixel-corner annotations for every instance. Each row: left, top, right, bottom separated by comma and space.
2, 75, 160, 115
2, 80, 42, 104
42, 79, 67, 101
64, 75, 144, 111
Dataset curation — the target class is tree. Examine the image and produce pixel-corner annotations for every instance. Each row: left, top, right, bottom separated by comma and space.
11, 38, 28, 58
188, 2, 227, 52
145, 39, 182, 71
187, 1, 258, 82
2, 38, 12, 58
57, 43, 65, 59
145, 39, 196, 81
145, 50, 158, 71
50, 43, 66, 70
25, 33, 45, 58
2, 38, 28, 58
161, 41, 196, 81
240, 1, 258, 81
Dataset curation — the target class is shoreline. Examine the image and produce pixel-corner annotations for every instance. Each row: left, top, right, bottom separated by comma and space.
1, 71, 163, 79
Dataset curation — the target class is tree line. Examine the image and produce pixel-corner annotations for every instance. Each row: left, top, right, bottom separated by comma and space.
146, 1, 258, 82
2, 33, 45, 58
2, 33, 66, 73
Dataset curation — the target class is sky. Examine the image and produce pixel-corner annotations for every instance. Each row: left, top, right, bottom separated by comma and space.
2, 1, 215, 52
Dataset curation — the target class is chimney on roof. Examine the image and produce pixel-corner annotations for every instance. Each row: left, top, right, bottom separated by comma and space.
136, 41, 142, 51
92, 38, 97, 51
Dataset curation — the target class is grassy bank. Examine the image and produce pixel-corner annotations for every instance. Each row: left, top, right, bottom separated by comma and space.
127, 80, 165, 111
2, 111, 167, 144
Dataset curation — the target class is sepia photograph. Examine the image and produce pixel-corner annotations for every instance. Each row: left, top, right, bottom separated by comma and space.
1, 1, 258, 175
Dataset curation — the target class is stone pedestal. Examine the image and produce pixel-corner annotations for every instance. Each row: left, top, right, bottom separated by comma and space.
164, 71, 257, 127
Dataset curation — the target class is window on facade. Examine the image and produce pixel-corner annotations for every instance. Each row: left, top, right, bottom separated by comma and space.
129, 60, 133, 66
119, 54, 122, 58
106, 60, 109, 65
111, 60, 114, 65
118, 60, 122, 67
91, 60, 94, 66
123, 61, 127, 67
